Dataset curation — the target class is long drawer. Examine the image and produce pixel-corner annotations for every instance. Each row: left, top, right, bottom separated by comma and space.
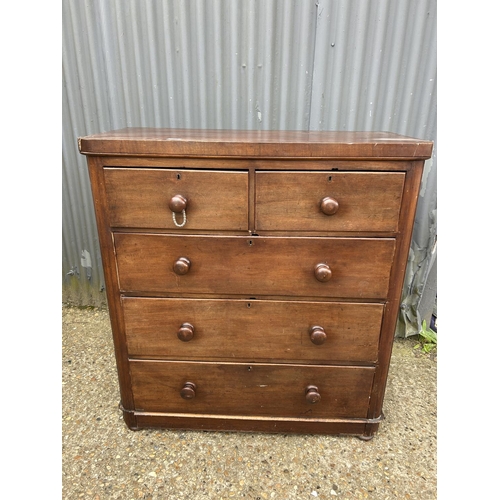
114, 234, 396, 299
123, 297, 383, 363
104, 168, 249, 230
129, 360, 375, 419
255, 171, 405, 232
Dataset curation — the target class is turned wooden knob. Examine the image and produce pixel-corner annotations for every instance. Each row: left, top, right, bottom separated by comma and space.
314, 263, 332, 282
320, 197, 339, 215
180, 382, 197, 399
173, 257, 191, 275
177, 323, 194, 342
305, 385, 321, 404
309, 326, 327, 345
168, 194, 187, 213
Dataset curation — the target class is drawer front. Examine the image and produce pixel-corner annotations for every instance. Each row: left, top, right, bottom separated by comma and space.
255, 171, 405, 232
130, 360, 375, 419
115, 234, 396, 299
103, 168, 248, 230
123, 297, 383, 363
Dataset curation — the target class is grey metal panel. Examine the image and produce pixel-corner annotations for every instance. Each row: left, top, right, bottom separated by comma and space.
70, 0, 317, 131
63, 0, 437, 336
310, 0, 437, 136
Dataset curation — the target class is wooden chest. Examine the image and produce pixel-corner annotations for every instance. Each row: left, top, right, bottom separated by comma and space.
79, 129, 432, 439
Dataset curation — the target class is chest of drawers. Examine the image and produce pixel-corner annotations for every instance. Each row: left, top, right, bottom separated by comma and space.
79, 128, 432, 439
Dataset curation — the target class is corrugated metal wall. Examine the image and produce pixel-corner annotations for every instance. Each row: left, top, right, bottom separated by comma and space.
62, 0, 437, 336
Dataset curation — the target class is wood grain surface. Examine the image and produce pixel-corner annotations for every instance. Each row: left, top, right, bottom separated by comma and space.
79, 128, 433, 159
104, 168, 248, 230
255, 171, 405, 232
114, 234, 396, 299
129, 360, 375, 419
122, 297, 384, 363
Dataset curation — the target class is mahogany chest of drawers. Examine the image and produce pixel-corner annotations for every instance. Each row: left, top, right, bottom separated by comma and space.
79, 128, 432, 439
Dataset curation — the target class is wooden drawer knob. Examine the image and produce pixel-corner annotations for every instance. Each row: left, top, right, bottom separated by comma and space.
180, 382, 197, 399
177, 323, 194, 342
168, 194, 187, 213
320, 196, 339, 215
309, 326, 327, 345
173, 257, 191, 275
314, 263, 332, 282
305, 385, 321, 404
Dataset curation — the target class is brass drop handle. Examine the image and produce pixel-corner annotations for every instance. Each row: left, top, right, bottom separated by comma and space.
173, 257, 191, 275
305, 385, 321, 404
314, 263, 332, 282
180, 382, 197, 400
169, 194, 187, 213
309, 326, 327, 345
169, 195, 188, 227
177, 323, 194, 342
320, 196, 339, 215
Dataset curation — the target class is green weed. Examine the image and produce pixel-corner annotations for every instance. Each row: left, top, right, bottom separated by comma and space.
414, 320, 437, 353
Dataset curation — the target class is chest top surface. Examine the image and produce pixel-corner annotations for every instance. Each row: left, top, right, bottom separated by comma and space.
79, 128, 433, 160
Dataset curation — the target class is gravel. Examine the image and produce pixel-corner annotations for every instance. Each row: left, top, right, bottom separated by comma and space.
62, 305, 437, 499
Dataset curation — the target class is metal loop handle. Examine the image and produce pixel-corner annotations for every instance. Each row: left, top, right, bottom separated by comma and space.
172, 209, 187, 227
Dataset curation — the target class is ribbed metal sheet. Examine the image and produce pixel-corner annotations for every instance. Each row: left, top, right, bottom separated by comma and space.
62, 0, 437, 336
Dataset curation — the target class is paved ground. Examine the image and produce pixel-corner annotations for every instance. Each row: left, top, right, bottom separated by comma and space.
62, 306, 437, 499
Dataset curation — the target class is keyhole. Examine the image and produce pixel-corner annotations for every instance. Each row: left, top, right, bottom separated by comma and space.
177, 173, 182, 180
248, 240, 253, 246
328, 176, 332, 182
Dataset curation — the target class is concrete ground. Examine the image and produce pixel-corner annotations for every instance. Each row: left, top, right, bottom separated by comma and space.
62, 306, 437, 499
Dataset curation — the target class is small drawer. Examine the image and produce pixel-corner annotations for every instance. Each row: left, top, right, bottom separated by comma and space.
123, 297, 383, 363
129, 360, 375, 419
255, 171, 405, 232
103, 168, 248, 230
115, 234, 396, 299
